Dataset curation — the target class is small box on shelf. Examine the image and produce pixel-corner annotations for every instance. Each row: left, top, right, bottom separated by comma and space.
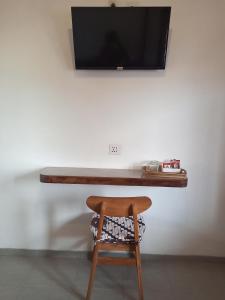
162, 159, 180, 173
143, 159, 185, 176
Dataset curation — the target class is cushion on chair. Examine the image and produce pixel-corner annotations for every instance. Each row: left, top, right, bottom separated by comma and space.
90, 213, 146, 244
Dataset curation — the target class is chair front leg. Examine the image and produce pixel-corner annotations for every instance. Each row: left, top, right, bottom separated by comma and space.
135, 244, 144, 300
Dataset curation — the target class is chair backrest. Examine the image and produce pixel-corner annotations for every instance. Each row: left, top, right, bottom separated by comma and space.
86, 196, 151, 217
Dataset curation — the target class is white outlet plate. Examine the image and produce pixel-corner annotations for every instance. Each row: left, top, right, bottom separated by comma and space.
109, 144, 121, 155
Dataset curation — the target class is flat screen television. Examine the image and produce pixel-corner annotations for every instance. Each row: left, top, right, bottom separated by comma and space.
71, 7, 171, 70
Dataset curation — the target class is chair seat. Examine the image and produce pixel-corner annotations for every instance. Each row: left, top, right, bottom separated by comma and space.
90, 213, 146, 244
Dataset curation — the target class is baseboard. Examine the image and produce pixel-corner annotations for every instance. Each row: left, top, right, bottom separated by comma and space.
0, 249, 90, 258
0, 248, 225, 262
141, 254, 225, 263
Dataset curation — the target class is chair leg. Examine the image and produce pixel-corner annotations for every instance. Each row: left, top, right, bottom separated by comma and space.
86, 245, 98, 300
135, 245, 144, 300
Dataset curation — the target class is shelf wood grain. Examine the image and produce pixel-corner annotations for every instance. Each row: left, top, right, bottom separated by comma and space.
40, 167, 188, 188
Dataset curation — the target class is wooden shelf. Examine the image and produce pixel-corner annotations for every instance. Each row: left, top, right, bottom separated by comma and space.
40, 167, 188, 188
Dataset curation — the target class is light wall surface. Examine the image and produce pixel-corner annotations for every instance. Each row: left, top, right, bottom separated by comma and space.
0, 0, 225, 256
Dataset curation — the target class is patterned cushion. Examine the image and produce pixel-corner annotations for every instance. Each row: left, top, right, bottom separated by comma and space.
90, 213, 146, 244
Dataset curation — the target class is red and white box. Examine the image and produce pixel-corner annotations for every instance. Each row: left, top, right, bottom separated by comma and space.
162, 159, 181, 173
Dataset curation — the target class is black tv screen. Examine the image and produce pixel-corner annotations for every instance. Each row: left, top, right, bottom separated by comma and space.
71, 7, 171, 70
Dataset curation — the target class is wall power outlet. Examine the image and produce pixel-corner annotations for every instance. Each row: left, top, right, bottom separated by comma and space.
109, 144, 121, 155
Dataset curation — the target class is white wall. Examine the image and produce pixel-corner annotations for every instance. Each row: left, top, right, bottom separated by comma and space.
0, 0, 225, 256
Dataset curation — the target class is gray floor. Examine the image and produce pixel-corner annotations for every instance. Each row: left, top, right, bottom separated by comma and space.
0, 252, 225, 300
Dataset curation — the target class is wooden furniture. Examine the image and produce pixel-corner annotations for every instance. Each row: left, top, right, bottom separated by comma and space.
86, 196, 152, 300
40, 167, 188, 188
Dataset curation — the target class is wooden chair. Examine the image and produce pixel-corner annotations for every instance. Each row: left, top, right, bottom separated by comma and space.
86, 196, 152, 300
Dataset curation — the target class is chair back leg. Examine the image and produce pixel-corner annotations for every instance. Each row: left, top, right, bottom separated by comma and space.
86, 245, 98, 300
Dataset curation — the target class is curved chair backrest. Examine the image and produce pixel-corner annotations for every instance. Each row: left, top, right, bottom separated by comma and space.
86, 196, 151, 217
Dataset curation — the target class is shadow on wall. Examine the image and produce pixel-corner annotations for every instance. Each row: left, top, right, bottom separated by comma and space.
14, 170, 43, 249
43, 187, 98, 251
15, 169, 97, 251
215, 106, 225, 255
46, 199, 93, 250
